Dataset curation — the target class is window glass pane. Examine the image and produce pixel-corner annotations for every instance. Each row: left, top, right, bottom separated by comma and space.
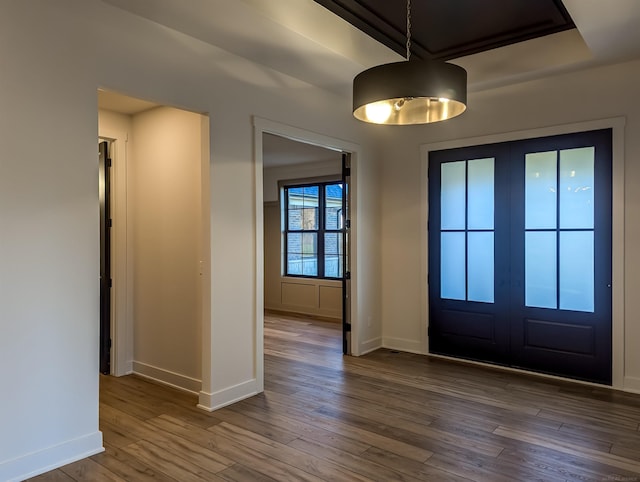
560, 231, 594, 312
560, 147, 594, 229
441, 232, 465, 300
467, 158, 494, 230
287, 186, 304, 202
325, 184, 343, 230
302, 185, 319, 202
302, 207, 318, 230
288, 208, 302, 230
441, 161, 466, 230
324, 232, 343, 278
287, 188, 304, 209
287, 186, 317, 230
286, 233, 302, 275
301, 233, 317, 276
526, 151, 557, 229
525, 231, 557, 309
467, 232, 494, 303
287, 188, 302, 232
287, 186, 318, 230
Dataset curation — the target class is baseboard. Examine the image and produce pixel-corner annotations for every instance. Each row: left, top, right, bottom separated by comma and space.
0, 431, 104, 482
265, 307, 341, 323
359, 337, 382, 355
132, 361, 201, 395
382, 337, 427, 355
624, 375, 640, 394
198, 378, 259, 412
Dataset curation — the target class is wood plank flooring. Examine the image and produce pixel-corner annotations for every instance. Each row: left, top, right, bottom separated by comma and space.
29, 313, 640, 481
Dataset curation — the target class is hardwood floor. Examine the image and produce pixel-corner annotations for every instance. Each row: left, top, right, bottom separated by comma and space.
29, 313, 640, 481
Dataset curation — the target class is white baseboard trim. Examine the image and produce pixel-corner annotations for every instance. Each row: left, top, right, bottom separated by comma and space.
359, 337, 382, 355
112, 362, 133, 377
132, 361, 201, 395
623, 375, 640, 394
265, 305, 341, 321
198, 378, 259, 412
382, 337, 427, 355
1, 431, 103, 482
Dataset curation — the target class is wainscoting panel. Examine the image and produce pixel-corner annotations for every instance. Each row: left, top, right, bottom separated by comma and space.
281, 282, 318, 308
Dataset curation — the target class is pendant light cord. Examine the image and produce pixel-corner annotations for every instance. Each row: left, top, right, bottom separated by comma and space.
406, 0, 412, 60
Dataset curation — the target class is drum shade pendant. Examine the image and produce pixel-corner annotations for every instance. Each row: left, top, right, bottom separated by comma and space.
352, 0, 467, 125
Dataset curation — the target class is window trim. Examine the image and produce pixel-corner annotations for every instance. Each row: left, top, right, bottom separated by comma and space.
282, 179, 344, 280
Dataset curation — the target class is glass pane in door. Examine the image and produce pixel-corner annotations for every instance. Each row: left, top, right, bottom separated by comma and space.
560, 147, 594, 229
525, 151, 557, 230
441, 232, 465, 300
467, 232, 494, 303
560, 231, 594, 312
525, 231, 557, 309
441, 161, 466, 230
467, 158, 494, 230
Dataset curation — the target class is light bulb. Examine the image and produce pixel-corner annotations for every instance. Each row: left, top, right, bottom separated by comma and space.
364, 101, 393, 124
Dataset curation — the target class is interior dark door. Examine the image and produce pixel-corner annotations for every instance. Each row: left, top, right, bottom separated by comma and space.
342, 152, 351, 355
428, 129, 612, 384
99, 141, 112, 375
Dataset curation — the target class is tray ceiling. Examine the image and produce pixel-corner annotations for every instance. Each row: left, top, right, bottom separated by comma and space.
313, 0, 575, 61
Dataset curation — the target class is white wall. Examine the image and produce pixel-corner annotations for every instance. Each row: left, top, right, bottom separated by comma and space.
130, 106, 204, 392
263, 160, 341, 202
0, 3, 104, 478
99, 108, 132, 135
378, 59, 640, 392
0, 1, 381, 479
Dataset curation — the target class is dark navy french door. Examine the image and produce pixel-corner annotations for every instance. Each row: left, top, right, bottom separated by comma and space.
428, 129, 612, 384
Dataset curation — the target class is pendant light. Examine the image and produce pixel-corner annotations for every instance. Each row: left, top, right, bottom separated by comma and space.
352, 0, 467, 125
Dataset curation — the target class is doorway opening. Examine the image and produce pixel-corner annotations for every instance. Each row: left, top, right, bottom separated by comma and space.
262, 132, 351, 354
97, 89, 211, 396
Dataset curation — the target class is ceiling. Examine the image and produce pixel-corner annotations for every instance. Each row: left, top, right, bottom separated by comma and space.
263, 133, 341, 168
100, 0, 640, 95
98, 0, 640, 167
313, 0, 575, 61
97, 90, 340, 168
98, 89, 159, 115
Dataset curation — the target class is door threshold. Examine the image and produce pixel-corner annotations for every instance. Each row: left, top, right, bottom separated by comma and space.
427, 352, 616, 390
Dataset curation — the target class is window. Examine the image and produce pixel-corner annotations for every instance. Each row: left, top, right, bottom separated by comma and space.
284, 182, 344, 279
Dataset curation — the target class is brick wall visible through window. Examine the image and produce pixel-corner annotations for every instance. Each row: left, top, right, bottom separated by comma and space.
284, 182, 344, 279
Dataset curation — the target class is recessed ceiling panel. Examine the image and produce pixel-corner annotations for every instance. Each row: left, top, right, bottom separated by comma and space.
314, 0, 575, 60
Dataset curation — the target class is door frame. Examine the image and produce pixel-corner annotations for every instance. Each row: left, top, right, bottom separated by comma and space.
253, 117, 361, 390
98, 131, 132, 376
99, 141, 112, 375
420, 117, 626, 390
